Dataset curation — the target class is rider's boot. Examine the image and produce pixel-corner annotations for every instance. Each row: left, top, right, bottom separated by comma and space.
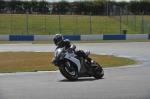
79, 50, 94, 64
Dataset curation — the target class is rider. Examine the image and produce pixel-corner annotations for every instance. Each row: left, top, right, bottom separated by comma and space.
51, 33, 93, 65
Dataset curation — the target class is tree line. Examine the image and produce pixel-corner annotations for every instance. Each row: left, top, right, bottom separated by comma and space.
0, 0, 150, 15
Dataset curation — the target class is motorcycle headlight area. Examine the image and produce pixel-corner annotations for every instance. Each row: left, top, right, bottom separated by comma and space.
55, 51, 66, 59
59, 52, 66, 59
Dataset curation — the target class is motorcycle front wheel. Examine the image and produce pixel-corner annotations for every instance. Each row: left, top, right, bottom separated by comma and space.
59, 64, 78, 81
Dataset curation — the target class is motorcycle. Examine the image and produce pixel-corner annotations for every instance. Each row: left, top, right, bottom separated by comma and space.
52, 47, 104, 81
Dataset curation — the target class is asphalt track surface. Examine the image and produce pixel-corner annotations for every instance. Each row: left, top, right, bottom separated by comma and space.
0, 42, 150, 99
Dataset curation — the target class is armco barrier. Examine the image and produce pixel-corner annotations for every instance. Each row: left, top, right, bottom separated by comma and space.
0, 34, 150, 41
103, 34, 126, 40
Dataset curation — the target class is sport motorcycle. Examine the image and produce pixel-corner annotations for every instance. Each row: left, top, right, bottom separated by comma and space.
52, 47, 104, 81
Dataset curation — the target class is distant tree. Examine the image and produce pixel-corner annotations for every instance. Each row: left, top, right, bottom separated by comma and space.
38, 1, 49, 14
1, 0, 150, 15
58, 1, 71, 14
92, 1, 103, 15
118, 1, 128, 9
31, 0, 38, 13
22, 1, 31, 13
84, 1, 94, 14
128, 1, 150, 14
139, 1, 150, 14
0, 0, 5, 13
51, 2, 58, 14
73, 1, 86, 14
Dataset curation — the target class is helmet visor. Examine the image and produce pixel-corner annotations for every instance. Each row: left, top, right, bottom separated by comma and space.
54, 37, 63, 46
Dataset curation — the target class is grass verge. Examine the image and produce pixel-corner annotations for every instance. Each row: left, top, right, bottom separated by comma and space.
0, 52, 137, 73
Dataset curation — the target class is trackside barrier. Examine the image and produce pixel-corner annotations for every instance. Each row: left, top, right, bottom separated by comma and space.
9, 35, 34, 41
34, 35, 54, 41
126, 34, 149, 40
63, 35, 80, 40
0, 34, 150, 41
34, 35, 81, 41
103, 34, 126, 40
81, 35, 103, 40
0, 35, 9, 41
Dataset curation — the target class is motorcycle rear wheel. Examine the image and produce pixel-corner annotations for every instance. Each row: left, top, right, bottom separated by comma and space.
59, 64, 78, 81
92, 62, 104, 79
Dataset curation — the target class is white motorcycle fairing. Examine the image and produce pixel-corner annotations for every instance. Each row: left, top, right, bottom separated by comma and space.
53, 48, 81, 73
64, 52, 81, 73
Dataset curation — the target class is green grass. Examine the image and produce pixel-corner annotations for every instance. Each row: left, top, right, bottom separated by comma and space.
0, 52, 137, 73
1, 14, 149, 35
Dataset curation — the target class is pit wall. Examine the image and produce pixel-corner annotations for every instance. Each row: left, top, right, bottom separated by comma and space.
0, 34, 150, 41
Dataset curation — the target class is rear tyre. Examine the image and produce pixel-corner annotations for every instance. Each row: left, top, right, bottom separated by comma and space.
59, 64, 78, 81
92, 62, 104, 79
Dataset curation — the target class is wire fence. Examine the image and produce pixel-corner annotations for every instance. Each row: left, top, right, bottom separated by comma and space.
106, 3, 150, 34
0, 3, 150, 35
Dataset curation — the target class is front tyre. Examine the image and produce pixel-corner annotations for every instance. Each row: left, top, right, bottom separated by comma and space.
92, 62, 104, 79
59, 64, 78, 81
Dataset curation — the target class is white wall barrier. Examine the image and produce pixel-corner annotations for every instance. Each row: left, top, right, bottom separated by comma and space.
81, 35, 103, 40
126, 34, 149, 40
0, 35, 9, 41
34, 35, 54, 41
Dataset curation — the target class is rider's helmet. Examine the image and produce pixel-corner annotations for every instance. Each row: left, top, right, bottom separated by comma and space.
53, 34, 64, 46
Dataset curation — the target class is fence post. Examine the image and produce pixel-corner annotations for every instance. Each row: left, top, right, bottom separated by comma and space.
120, 8, 122, 34
45, 4, 46, 35
134, 14, 136, 30
26, 9, 28, 35
76, 15, 77, 35
141, 11, 144, 34
127, 11, 128, 26
106, 2, 108, 34
59, 13, 61, 34
45, 14, 46, 35
90, 12, 92, 35
10, 0, 12, 34
148, 21, 150, 33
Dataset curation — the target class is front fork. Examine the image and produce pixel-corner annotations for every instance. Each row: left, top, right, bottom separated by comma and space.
65, 61, 74, 72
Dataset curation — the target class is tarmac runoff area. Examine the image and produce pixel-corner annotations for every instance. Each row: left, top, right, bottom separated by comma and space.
0, 42, 150, 99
